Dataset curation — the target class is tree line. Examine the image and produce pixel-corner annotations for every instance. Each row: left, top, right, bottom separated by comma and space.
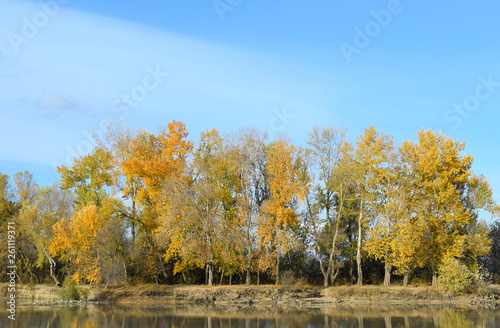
1, 121, 499, 287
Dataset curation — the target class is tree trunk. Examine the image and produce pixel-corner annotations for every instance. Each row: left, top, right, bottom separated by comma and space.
431, 269, 438, 286
356, 201, 363, 286
257, 264, 260, 286
208, 261, 214, 286
131, 198, 136, 246
403, 271, 409, 287
349, 260, 355, 285
308, 194, 332, 288
384, 316, 392, 328
246, 214, 252, 286
356, 247, 362, 286
384, 262, 391, 287
330, 265, 340, 286
328, 189, 344, 287
122, 258, 128, 283
219, 268, 224, 285
42, 245, 60, 286
358, 316, 364, 328
229, 273, 232, 286
356, 209, 363, 286
317, 244, 329, 287
246, 267, 251, 286
432, 315, 439, 327
324, 220, 340, 287
275, 253, 280, 286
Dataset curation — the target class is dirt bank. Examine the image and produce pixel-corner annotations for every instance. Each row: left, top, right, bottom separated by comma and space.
2, 284, 499, 308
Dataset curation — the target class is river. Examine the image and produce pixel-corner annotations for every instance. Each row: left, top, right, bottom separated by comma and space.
2, 304, 500, 327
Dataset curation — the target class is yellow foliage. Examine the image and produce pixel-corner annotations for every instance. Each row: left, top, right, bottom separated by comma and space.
259, 137, 305, 273
49, 201, 117, 284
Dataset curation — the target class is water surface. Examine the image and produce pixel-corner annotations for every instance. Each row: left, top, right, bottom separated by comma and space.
2, 304, 500, 327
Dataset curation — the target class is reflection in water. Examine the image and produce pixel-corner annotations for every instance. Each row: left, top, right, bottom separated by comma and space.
1, 305, 499, 327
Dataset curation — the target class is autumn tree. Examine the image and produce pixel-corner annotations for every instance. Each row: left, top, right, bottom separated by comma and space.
13, 170, 38, 204
0, 174, 16, 219
94, 122, 144, 246
228, 128, 269, 285
55, 145, 128, 284
49, 198, 126, 284
352, 126, 394, 286
460, 174, 497, 270
259, 137, 305, 285
400, 129, 474, 286
9, 171, 41, 284
3, 123, 499, 287
159, 129, 241, 286
0, 174, 19, 282
385, 180, 427, 286
17, 183, 73, 285
121, 120, 193, 282
305, 126, 354, 287
486, 221, 500, 283
364, 140, 401, 286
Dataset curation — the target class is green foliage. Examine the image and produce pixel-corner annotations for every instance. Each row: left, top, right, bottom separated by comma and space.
59, 276, 88, 301
437, 257, 473, 292
484, 221, 500, 283
60, 276, 81, 300
79, 287, 89, 301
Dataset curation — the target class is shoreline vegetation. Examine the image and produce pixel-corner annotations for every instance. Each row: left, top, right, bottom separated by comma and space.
1, 122, 499, 297
2, 283, 500, 308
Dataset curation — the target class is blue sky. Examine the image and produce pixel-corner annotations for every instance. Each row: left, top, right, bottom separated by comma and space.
0, 0, 499, 219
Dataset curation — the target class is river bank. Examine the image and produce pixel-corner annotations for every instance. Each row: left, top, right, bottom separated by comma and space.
2, 284, 500, 308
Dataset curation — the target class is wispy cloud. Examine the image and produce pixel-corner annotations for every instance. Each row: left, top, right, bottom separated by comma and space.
35, 94, 78, 111
0, 0, 337, 168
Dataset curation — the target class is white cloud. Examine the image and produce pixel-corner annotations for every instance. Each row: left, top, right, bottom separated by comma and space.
0, 0, 339, 169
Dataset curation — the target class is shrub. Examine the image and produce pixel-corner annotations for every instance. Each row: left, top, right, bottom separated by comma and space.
471, 265, 491, 287
437, 257, 473, 292
79, 287, 89, 300
59, 276, 88, 300
279, 270, 309, 286
60, 276, 80, 300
